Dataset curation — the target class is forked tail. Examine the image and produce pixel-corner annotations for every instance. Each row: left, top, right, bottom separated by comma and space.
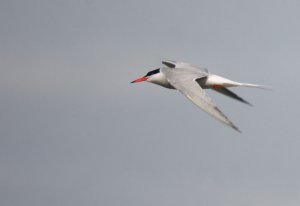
240, 83, 272, 90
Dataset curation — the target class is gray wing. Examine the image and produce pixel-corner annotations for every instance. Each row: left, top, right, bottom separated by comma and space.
161, 67, 241, 132
212, 87, 253, 106
162, 60, 209, 73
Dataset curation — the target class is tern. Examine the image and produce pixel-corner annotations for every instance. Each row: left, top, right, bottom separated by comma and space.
131, 60, 269, 132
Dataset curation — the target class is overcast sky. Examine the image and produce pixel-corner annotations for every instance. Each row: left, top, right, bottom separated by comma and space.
1, 0, 300, 205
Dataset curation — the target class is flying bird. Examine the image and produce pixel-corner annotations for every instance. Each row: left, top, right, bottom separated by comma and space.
131, 60, 269, 132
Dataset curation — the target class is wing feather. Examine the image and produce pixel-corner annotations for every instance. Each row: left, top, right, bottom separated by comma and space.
161, 68, 241, 132
212, 87, 252, 106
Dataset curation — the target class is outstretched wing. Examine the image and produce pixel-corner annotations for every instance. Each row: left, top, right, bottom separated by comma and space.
162, 60, 209, 73
161, 68, 241, 132
212, 87, 253, 106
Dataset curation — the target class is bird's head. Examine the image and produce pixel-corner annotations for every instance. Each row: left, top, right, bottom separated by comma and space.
131, 68, 160, 84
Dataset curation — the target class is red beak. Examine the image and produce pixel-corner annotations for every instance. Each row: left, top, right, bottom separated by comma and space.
131, 76, 148, 83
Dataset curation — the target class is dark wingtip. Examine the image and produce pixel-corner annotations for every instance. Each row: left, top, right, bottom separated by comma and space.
244, 101, 253, 107
162, 60, 176, 68
232, 125, 242, 133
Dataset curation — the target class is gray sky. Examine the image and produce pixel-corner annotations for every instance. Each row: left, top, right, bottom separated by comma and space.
1, 0, 300, 205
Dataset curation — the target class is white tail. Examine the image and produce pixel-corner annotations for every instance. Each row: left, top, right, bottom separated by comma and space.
241, 83, 272, 90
